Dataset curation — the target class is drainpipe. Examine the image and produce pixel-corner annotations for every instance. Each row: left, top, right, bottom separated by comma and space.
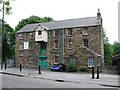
62, 28, 64, 64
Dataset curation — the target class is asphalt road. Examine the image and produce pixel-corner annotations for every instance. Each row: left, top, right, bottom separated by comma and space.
1, 73, 115, 88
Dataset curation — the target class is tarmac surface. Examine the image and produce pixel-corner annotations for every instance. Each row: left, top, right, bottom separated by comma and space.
0, 67, 120, 88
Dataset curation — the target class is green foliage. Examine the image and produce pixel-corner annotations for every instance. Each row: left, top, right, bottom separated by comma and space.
66, 64, 78, 72
78, 67, 88, 72
104, 43, 113, 64
112, 41, 120, 55
103, 31, 113, 64
0, 0, 13, 15
15, 16, 53, 31
1, 21, 15, 62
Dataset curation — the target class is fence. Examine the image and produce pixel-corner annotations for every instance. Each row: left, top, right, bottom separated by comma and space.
101, 65, 118, 74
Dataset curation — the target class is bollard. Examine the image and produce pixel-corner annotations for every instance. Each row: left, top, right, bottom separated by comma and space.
96, 65, 99, 79
39, 65, 41, 74
20, 63, 22, 71
92, 66, 95, 79
5, 62, 7, 70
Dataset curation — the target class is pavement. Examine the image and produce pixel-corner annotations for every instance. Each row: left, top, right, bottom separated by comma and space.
0, 67, 120, 88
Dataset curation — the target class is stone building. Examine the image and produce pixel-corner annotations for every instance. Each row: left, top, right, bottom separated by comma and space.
15, 9, 104, 68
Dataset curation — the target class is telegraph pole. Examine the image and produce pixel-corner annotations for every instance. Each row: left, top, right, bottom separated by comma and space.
1, 1, 5, 70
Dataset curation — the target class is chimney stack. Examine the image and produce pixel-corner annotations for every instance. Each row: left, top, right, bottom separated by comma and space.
97, 9, 102, 20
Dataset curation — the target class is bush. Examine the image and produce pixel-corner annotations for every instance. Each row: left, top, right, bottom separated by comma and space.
66, 64, 78, 72
78, 67, 88, 72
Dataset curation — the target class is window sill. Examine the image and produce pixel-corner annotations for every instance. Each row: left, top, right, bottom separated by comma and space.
82, 34, 89, 36
19, 38, 23, 40
29, 49, 34, 51
68, 48, 73, 50
67, 35, 72, 37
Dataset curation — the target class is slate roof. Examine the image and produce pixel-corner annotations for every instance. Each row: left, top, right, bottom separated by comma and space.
16, 16, 102, 33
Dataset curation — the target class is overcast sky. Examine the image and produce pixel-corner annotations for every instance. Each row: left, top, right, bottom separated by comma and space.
1, 0, 119, 44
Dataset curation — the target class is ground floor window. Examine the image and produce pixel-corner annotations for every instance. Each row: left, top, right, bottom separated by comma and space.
88, 57, 94, 67
29, 56, 34, 64
71, 57, 77, 65
54, 56, 59, 64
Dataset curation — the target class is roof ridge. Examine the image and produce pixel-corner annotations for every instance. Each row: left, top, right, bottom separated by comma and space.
41, 16, 97, 24
26, 16, 97, 25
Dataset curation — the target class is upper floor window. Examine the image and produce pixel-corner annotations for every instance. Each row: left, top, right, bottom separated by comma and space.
54, 42, 59, 49
83, 39, 89, 48
82, 28, 88, 35
24, 41, 29, 49
88, 57, 94, 67
38, 31, 42, 35
29, 33, 34, 38
54, 30, 58, 37
18, 33, 23, 39
68, 41, 73, 49
67, 28, 72, 36
19, 43, 23, 50
29, 42, 34, 50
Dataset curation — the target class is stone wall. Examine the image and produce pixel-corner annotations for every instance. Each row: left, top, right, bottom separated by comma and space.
15, 25, 103, 68
15, 32, 39, 67
48, 26, 103, 67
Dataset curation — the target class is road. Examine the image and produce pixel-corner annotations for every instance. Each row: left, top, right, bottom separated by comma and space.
1, 73, 113, 88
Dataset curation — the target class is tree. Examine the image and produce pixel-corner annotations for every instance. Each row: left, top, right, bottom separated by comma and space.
112, 41, 120, 55
2, 22, 15, 62
104, 31, 113, 64
15, 16, 53, 31
0, 0, 13, 15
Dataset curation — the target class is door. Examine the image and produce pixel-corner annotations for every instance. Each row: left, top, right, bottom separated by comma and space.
38, 57, 48, 68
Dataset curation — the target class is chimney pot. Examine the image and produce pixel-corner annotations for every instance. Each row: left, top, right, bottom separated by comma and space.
97, 9, 101, 20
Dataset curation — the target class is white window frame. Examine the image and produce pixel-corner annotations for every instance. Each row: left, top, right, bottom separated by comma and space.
82, 28, 88, 35
29, 56, 34, 64
54, 56, 59, 64
19, 43, 23, 50
24, 41, 29, 49
29, 42, 34, 50
29, 32, 34, 38
83, 39, 89, 48
54, 42, 59, 49
18, 33, 23, 39
68, 41, 73, 49
67, 28, 72, 36
38, 31, 42, 35
88, 57, 94, 67
54, 30, 58, 37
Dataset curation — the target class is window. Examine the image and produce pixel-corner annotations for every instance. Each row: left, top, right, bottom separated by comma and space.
68, 42, 73, 49
18, 33, 23, 39
54, 42, 59, 49
19, 43, 23, 50
38, 31, 42, 35
54, 56, 58, 64
54, 31, 58, 37
83, 28, 88, 35
29, 56, 34, 64
29, 43, 34, 50
71, 57, 77, 65
40, 42, 47, 54
67, 28, 72, 36
24, 41, 29, 49
83, 39, 89, 48
29, 33, 34, 38
88, 57, 94, 67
